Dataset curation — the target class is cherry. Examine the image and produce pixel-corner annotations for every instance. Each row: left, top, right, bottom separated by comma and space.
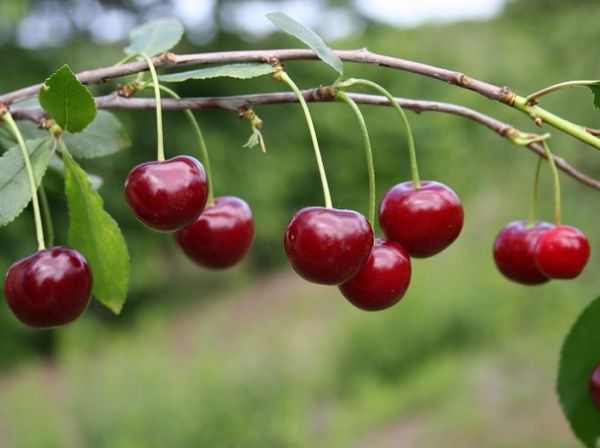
339, 238, 411, 311
590, 363, 600, 410
124, 155, 208, 232
493, 220, 553, 285
534, 225, 590, 279
175, 196, 254, 269
378, 181, 464, 258
284, 206, 373, 285
4, 247, 92, 328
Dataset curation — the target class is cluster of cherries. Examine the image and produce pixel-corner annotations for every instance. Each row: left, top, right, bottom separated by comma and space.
493, 221, 590, 285
284, 180, 464, 311
3, 154, 254, 329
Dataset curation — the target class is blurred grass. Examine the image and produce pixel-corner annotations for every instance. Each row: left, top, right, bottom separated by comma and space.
1, 0, 600, 446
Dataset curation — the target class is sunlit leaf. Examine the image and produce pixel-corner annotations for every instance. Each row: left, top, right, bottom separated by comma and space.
160, 63, 275, 83
125, 18, 184, 57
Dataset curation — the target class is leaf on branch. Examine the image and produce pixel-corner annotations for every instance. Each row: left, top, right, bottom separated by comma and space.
125, 17, 184, 57
588, 83, 600, 111
557, 296, 600, 448
39, 65, 97, 133
159, 63, 275, 83
266, 12, 344, 75
63, 111, 131, 159
0, 138, 54, 227
62, 147, 129, 314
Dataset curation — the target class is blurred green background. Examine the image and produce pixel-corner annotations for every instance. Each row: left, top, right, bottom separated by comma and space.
0, 0, 599, 446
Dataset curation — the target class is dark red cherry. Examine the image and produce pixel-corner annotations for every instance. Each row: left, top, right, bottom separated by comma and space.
534, 225, 590, 279
284, 206, 373, 285
124, 155, 208, 232
175, 196, 254, 269
378, 181, 464, 258
339, 238, 411, 311
493, 220, 552, 285
4, 247, 92, 328
590, 363, 600, 409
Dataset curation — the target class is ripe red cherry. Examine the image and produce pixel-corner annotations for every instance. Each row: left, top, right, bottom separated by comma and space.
590, 363, 600, 409
284, 207, 373, 285
493, 220, 553, 285
378, 181, 464, 258
4, 247, 92, 328
534, 225, 590, 279
339, 238, 411, 311
175, 196, 254, 269
124, 155, 208, 232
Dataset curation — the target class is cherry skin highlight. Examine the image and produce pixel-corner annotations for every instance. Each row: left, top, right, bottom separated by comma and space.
378, 181, 464, 258
493, 220, 553, 285
4, 247, 92, 328
534, 225, 590, 279
590, 363, 600, 410
339, 238, 411, 311
284, 206, 373, 285
124, 155, 208, 232
175, 196, 254, 269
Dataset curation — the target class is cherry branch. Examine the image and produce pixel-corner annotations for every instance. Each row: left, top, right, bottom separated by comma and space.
10, 88, 599, 190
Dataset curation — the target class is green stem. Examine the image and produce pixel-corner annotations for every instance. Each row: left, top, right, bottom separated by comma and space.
525, 80, 599, 103
2, 112, 45, 250
541, 141, 561, 225
528, 156, 543, 226
336, 90, 376, 226
338, 78, 420, 188
277, 71, 332, 208
140, 53, 165, 161
513, 95, 600, 151
39, 184, 54, 247
115, 54, 136, 66
151, 83, 215, 206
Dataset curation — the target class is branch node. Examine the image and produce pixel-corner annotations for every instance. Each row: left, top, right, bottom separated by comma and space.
499, 87, 516, 105
0, 103, 7, 118
164, 52, 177, 64
535, 117, 544, 128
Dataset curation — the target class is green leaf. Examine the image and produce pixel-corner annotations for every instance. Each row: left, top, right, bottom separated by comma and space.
62, 111, 131, 159
266, 12, 343, 75
588, 84, 600, 111
38, 65, 97, 133
125, 17, 184, 57
0, 121, 45, 151
159, 63, 275, 83
0, 138, 54, 226
557, 296, 600, 447
62, 147, 129, 314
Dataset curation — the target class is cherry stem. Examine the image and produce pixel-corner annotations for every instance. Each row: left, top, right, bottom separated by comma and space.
39, 184, 54, 247
277, 71, 333, 209
1, 111, 45, 250
151, 83, 215, 206
335, 90, 376, 226
338, 78, 420, 188
528, 156, 543, 226
525, 80, 599, 104
541, 141, 561, 225
140, 53, 165, 162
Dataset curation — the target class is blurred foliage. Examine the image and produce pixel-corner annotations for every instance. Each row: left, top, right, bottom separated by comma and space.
1, 0, 600, 445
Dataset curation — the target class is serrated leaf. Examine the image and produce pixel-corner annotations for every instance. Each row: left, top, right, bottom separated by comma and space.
588, 84, 600, 111
159, 63, 275, 83
62, 147, 129, 314
557, 296, 600, 447
125, 17, 184, 57
266, 12, 343, 75
62, 111, 131, 159
39, 65, 97, 133
0, 138, 54, 226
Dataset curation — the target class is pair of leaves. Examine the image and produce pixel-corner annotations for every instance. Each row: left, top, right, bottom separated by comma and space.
158, 12, 343, 84
557, 296, 600, 447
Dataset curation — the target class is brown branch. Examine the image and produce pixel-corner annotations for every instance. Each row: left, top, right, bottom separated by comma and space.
10, 89, 600, 191
0, 48, 511, 105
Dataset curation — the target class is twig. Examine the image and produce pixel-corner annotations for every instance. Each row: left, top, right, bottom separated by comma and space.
11, 89, 600, 191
